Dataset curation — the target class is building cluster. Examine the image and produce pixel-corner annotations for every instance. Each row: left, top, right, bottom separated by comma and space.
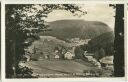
22, 37, 113, 70
84, 51, 113, 69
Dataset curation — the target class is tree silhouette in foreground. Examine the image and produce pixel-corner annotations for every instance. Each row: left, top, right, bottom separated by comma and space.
114, 4, 124, 77
6, 4, 86, 78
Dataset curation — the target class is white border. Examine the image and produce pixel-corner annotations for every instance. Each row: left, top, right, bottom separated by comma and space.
1, 0, 5, 81
1, 0, 128, 82
3, 0, 127, 4
126, 2, 128, 81
0, 0, 1, 80
124, 3, 128, 82
4, 0, 126, 4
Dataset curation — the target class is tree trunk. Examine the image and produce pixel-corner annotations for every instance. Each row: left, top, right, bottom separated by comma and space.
12, 41, 16, 77
114, 4, 124, 77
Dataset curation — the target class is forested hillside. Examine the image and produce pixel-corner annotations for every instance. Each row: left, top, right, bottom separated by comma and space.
39, 20, 112, 41
85, 31, 114, 60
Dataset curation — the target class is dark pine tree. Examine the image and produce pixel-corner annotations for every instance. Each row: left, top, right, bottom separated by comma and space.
114, 4, 124, 77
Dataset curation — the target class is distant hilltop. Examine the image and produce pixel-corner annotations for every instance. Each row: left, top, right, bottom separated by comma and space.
39, 19, 112, 41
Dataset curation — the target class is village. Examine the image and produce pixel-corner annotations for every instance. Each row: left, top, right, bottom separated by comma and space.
19, 35, 114, 77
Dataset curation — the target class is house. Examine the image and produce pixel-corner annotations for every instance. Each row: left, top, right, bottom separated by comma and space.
94, 62, 101, 68
84, 52, 94, 56
99, 56, 113, 68
44, 55, 49, 59
84, 51, 101, 68
53, 49, 60, 59
86, 56, 94, 61
84, 39, 91, 44
64, 51, 74, 59
70, 38, 80, 43
55, 54, 60, 59
84, 52, 94, 61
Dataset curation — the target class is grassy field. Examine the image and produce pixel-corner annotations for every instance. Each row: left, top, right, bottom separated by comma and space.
23, 59, 99, 78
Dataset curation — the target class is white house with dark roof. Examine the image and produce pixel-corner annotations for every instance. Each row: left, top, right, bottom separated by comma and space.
99, 56, 113, 68
64, 51, 74, 60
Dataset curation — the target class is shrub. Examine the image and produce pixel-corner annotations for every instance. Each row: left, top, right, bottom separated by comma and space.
16, 66, 38, 78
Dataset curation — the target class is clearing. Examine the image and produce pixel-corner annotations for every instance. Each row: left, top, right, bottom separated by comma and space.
22, 59, 99, 78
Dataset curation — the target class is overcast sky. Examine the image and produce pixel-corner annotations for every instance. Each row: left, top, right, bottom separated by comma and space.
45, 4, 115, 29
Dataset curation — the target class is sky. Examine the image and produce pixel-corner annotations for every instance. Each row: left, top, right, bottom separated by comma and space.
45, 4, 115, 29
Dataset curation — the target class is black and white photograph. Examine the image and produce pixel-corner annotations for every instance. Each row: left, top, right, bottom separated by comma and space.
5, 3, 125, 78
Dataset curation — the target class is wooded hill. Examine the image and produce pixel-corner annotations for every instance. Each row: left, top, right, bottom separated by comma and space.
39, 20, 112, 41
87, 31, 114, 56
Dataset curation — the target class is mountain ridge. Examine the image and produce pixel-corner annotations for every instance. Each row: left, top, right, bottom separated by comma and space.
39, 19, 112, 41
